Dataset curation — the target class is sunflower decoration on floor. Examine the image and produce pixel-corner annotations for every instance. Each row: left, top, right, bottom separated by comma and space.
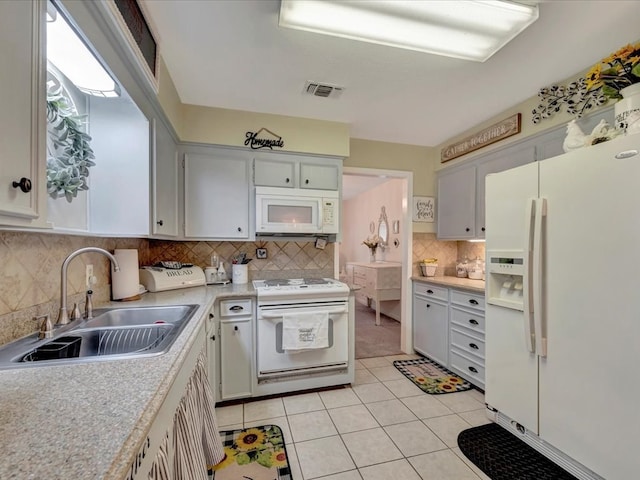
213, 425, 286, 471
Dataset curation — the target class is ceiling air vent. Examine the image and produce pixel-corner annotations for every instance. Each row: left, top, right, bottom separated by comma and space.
303, 81, 344, 99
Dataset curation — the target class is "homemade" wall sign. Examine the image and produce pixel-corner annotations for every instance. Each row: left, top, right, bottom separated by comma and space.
245, 127, 285, 150
441, 113, 521, 163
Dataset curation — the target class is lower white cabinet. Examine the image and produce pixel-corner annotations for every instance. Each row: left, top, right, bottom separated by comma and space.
217, 298, 254, 401
412, 282, 449, 367
412, 280, 486, 389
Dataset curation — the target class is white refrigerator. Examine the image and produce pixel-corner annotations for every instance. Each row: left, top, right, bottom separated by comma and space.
484, 132, 640, 480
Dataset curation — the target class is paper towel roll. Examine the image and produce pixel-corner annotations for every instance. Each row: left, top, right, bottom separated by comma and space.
111, 249, 140, 300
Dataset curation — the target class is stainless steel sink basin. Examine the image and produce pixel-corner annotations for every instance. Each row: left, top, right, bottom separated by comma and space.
0, 305, 199, 369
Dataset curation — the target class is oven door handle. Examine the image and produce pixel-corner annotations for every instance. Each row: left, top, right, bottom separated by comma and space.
260, 307, 348, 320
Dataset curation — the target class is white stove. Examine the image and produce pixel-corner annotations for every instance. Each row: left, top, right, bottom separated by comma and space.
252, 278, 349, 301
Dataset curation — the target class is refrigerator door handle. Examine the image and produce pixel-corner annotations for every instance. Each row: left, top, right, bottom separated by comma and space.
533, 198, 547, 357
523, 198, 536, 353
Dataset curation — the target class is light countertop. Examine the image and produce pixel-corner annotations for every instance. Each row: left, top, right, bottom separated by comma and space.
412, 275, 485, 294
0, 283, 255, 480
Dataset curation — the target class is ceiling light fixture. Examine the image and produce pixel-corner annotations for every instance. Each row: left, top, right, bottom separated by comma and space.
279, 0, 539, 62
47, 4, 120, 97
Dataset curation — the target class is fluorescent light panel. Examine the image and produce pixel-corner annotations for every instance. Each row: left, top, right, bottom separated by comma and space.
47, 5, 120, 97
279, 0, 539, 62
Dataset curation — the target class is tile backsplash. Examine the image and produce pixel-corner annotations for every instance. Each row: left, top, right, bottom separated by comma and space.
0, 230, 479, 346
412, 233, 485, 277
0, 232, 334, 346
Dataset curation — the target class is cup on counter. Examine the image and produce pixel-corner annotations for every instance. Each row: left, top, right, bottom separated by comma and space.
232, 264, 248, 284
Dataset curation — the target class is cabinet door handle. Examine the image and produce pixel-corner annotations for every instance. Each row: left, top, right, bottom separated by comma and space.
156, 220, 164, 226
12, 177, 32, 193
210, 335, 215, 341
305, 179, 309, 184
426, 304, 431, 308
427, 289, 434, 294
209, 313, 214, 319
468, 366, 478, 373
285, 177, 290, 183
465, 227, 470, 232
237, 227, 242, 232
469, 299, 479, 305
469, 343, 479, 350
469, 319, 479, 325
234, 325, 239, 331
229, 305, 244, 311
481, 227, 485, 232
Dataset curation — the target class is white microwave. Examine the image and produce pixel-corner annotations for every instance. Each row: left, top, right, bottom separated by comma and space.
255, 186, 339, 235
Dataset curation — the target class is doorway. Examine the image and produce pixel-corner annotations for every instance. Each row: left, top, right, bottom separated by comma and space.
337, 167, 413, 358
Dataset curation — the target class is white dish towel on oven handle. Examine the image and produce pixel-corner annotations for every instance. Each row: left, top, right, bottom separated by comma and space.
282, 311, 330, 352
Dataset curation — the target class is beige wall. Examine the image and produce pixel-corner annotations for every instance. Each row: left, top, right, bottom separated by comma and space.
156, 57, 184, 139
180, 105, 350, 157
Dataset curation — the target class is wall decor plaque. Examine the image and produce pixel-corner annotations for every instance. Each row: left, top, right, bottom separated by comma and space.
441, 113, 521, 163
413, 196, 435, 223
244, 128, 285, 150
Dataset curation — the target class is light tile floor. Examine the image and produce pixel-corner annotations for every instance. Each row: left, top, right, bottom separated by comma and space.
215, 354, 493, 480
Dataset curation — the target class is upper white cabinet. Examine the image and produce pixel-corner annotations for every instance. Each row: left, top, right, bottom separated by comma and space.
0, 0, 46, 227
437, 166, 476, 240
437, 146, 535, 240
436, 108, 615, 240
254, 153, 341, 190
183, 147, 251, 239
151, 118, 178, 237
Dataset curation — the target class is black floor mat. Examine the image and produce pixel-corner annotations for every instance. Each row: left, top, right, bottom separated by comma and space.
457, 423, 578, 480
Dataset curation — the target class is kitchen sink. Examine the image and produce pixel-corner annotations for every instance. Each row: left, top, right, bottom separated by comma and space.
0, 305, 199, 369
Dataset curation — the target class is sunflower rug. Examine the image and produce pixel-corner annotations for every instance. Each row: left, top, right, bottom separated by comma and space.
210, 425, 293, 480
393, 356, 472, 394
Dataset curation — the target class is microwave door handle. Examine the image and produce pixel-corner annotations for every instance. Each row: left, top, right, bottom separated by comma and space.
318, 201, 324, 230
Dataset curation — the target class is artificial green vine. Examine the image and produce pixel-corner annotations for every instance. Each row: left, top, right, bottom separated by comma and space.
46, 86, 95, 202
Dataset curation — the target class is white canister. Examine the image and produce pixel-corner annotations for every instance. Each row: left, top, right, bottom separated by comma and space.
232, 264, 248, 284
204, 267, 217, 284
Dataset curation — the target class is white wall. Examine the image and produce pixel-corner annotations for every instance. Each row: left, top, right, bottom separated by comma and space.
342, 178, 404, 265
88, 96, 149, 235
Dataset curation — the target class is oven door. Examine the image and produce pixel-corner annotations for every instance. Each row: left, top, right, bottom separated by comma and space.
257, 302, 348, 378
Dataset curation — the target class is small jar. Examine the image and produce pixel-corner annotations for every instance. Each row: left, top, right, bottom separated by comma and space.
468, 257, 484, 280
456, 258, 468, 278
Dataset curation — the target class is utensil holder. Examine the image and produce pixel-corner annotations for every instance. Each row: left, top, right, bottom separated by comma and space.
232, 264, 248, 284
420, 263, 437, 277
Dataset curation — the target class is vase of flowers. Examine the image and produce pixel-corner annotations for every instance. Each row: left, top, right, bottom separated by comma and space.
362, 235, 380, 263
585, 43, 640, 132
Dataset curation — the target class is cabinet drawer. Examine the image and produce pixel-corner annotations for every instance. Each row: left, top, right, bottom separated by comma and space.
414, 283, 448, 302
450, 290, 485, 311
450, 307, 485, 334
450, 349, 485, 387
220, 299, 253, 317
451, 327, 485, 359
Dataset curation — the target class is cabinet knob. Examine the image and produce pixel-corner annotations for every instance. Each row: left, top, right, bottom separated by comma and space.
237, 227, 242, 232
481, 227, 485, 232
468, 366, 478, 373
12, 177, 32, 193
426, 304, 431, 308
156, 220, 164, 226
209, 313, 214, 319
234, 325, 239, 331
285, 177, 290, 183
469, 343, 479, 350
305, 179, 309, 184
465, 227, 470, 232
469, 319, 479, 325
210, 335, 216, 341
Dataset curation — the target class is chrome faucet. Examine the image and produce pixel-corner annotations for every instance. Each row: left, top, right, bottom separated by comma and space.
57, 247, 120, 326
